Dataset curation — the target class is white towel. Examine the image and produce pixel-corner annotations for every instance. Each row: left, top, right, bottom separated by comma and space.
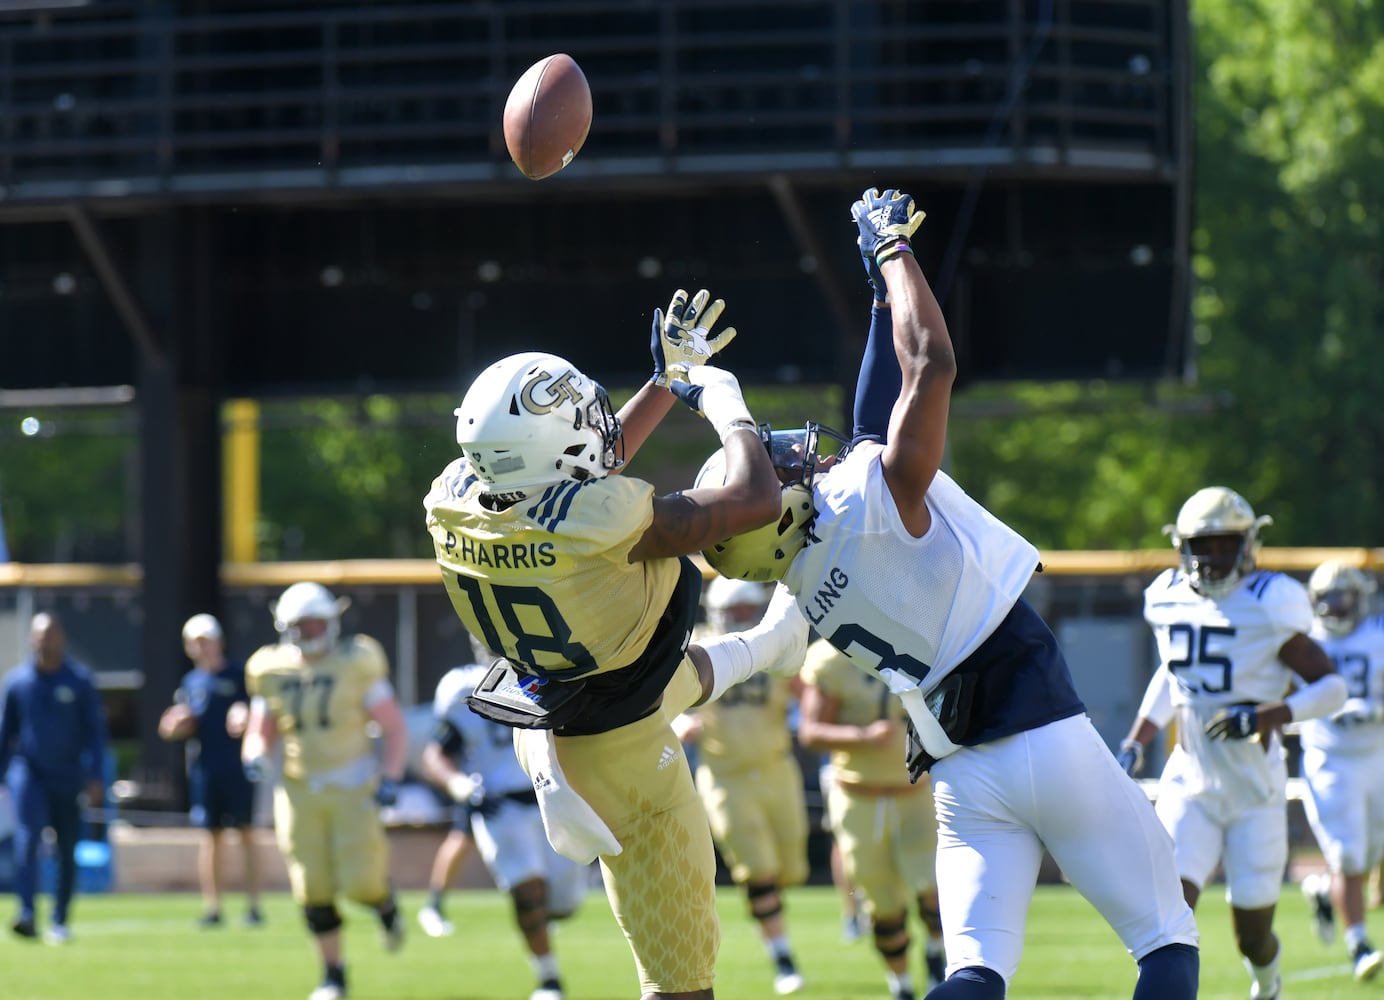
520, 729, 623, 864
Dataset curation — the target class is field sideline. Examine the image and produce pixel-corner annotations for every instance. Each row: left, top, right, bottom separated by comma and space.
2, 883, 1376, 999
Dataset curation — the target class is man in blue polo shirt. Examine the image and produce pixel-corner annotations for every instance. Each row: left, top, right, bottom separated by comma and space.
159, 613, 263, 927
0, 612, 108, 943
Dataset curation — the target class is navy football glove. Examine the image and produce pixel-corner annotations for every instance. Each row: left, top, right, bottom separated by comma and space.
375, 778, 400, 808
1116, 739, 1143, 777
1205, 703, 1259, 741
242, 755, 269, 784
851, 187, 926, 293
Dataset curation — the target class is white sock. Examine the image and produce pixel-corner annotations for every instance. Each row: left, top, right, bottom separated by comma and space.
1347, 922, 1369, 952
1243, 946, 1279, 993
886, 970, 915, 997
764, 933, 791, 960
531, 952, 559, 982
699, 584, 808, 702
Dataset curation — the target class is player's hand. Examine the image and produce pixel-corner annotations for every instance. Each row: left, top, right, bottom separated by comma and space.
860, 719, 898, 746
668, 365, 756, 441
243, 755, 269, 784
467, 783, 500, 821
445, 771, 484, 804
1116, 739, 1143, 776
375, 778, 400, 808
1205, 703, 1259, 741
650, 288, 737, 387
903, 717, 934, 784
852, 188, 926, 281
1331, 698, 1381, 728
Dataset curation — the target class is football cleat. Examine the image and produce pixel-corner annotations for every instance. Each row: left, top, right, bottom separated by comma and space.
530, 981, 564, 1000
1354, 943, 1383, 982
243, 907, 265, 927
308, 983, 345, 1000
1249, 973, 1281, 1000
43, 923, 71, 945
377, 904, 404, 953
11, 917, 37, 940
197, 910, 223, 928
1301, 873, 1336, 944
925, 944, 947, 987
772, 955, 805, 995
416, 905, 454, 938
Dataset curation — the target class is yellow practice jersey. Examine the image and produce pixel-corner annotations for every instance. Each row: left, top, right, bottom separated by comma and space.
246, 634, 389, 780
695, 672, 796, 773
424, 457, 683, 680
800, 638, 910, 787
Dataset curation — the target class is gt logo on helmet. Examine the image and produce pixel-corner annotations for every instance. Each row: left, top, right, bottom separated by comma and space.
520, 369, 584, 415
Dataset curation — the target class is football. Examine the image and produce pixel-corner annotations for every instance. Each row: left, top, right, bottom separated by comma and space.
503, 53, 592, 180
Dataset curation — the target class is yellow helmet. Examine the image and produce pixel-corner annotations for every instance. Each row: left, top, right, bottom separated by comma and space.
1307, 560, 1375, 637
693, 423, 841, 583
1164, 486, 1272, 597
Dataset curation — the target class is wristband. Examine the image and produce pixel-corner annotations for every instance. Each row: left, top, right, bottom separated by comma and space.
876, 240, 914, 265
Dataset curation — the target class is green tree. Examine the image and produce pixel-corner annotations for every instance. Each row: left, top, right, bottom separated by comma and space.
1186, 0, 1384, 542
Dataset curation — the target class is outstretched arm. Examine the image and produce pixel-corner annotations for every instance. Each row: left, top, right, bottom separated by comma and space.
620, 288, 739, 467
851, 188, 956, 536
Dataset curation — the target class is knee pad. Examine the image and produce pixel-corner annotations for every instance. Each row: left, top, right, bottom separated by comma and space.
747, 881, 782, 920
304, 904, 342, 935
872, 914, 910, 959
512, 881, 549, 933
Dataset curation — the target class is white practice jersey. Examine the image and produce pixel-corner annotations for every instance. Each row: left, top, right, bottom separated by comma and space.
1144, 568, 1311, 804
434, 665, 532, 796
783, 441, 1041, 700
1298, 615, 1384, 756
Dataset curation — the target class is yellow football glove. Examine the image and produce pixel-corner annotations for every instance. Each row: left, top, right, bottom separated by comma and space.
650, 287, 738, 387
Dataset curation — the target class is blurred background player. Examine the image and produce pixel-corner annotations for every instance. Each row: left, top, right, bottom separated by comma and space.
674, 575, 808, 995
796, 636, 945, 1000
158, 612, 264, 928
0, 612, 108, 944
423, 289, 801, 1000
241, 581, 409, 1000
818, 758, 867, 943
420, 647, 586, 1000
1120, 486, 1345, 1000
1294, 560, 1384, 981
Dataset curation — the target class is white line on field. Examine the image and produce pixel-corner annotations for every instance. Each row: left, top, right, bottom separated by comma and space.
1283, 961, 1353, 983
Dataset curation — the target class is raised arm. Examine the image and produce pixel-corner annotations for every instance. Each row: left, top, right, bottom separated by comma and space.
619, 288, 739, 466
850, 188, 956, 537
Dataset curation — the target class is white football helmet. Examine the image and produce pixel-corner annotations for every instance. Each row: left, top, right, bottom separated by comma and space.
273, 581, 349, 656
704, 575, 771, 633
1308, 559, 1375, 637
694, 423, 843, 583
1164, 486, 1272, 597
454, 352, 623, 493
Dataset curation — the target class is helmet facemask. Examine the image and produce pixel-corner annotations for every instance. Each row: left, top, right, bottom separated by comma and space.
273, 582, 348, 657
1309, 561, 1374, 637
695, 421, 847, 582
1179, 533, 1255, 598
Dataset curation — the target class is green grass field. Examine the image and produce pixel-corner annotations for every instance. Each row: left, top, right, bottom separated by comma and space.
2, 884, 1377, 999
